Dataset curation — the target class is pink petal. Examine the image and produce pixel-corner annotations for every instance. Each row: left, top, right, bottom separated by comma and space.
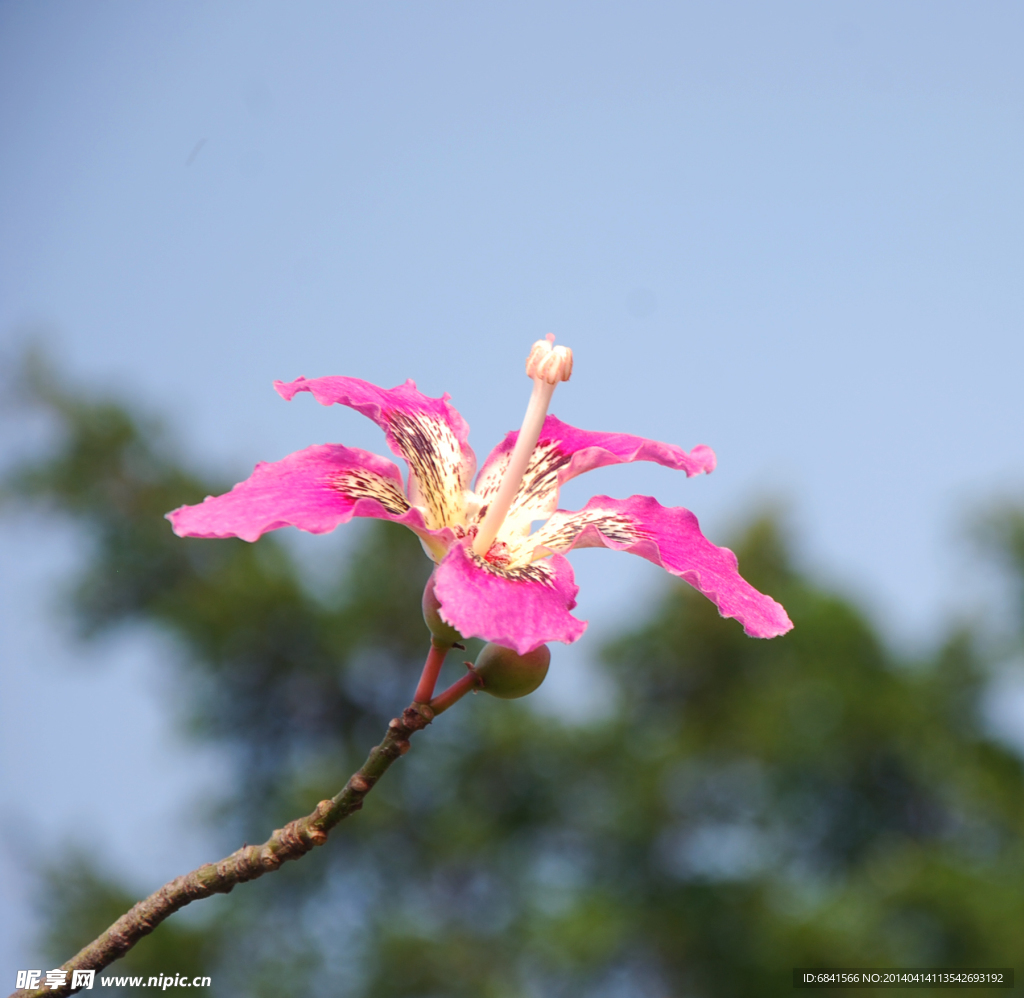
531, 495, 793, 639
475, 415, 716, 528
274, 376, 476, 530
167, 443, 438, 543
432, 540, 587, 655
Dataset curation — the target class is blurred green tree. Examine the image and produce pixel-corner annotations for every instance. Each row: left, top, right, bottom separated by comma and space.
6, 358, 1024, 997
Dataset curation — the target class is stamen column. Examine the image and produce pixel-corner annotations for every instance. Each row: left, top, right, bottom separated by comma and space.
472, 335, 573, 557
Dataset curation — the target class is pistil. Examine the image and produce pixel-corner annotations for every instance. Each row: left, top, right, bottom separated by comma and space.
472, 335, 572, 557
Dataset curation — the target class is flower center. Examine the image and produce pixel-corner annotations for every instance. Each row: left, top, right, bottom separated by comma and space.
471, 335, 572, 557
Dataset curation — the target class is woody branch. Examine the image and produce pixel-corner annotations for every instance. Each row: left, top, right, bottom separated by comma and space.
9, 641, 479, 998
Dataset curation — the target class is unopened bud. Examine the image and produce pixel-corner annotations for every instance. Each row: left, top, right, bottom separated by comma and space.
526, 335, 573, 385
422, 572, 463, 646
474, 642, 550, 699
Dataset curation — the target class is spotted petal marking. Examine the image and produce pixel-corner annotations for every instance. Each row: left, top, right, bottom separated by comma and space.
167, 444, 422, 543
387, 409, 467, 530
518, 507, 642, 563
333, 467, 410, 516
475, 415, 716, 543
475, 440, 570, 539
520, 494, 794, 639
472, 542, 556, 584
275, 376, 477, 531
433, 541, 585, 655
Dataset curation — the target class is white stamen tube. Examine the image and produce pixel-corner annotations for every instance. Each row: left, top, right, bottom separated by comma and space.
472, 336, 572, 557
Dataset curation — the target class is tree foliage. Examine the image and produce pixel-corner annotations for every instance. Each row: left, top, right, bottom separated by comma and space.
7, 362, 1024, 997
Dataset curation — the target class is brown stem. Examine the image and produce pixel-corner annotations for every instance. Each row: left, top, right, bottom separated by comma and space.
9, 701, 436, 998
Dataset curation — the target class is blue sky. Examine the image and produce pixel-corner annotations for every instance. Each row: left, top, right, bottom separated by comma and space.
2, 0, 1023, 977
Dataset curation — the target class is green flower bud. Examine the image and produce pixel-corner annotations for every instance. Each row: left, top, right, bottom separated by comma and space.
421, 573, 463, 647
473, 642, 550, 699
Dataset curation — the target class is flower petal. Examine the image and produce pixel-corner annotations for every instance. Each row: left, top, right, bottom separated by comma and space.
432, 540, 586, 655
275, 376, 477, 531
527, 495, 793, 639
167, 443, 438, 544
475, 415, 716, 538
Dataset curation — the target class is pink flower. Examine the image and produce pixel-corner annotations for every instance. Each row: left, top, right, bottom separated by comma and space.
167, 338, 792, 654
